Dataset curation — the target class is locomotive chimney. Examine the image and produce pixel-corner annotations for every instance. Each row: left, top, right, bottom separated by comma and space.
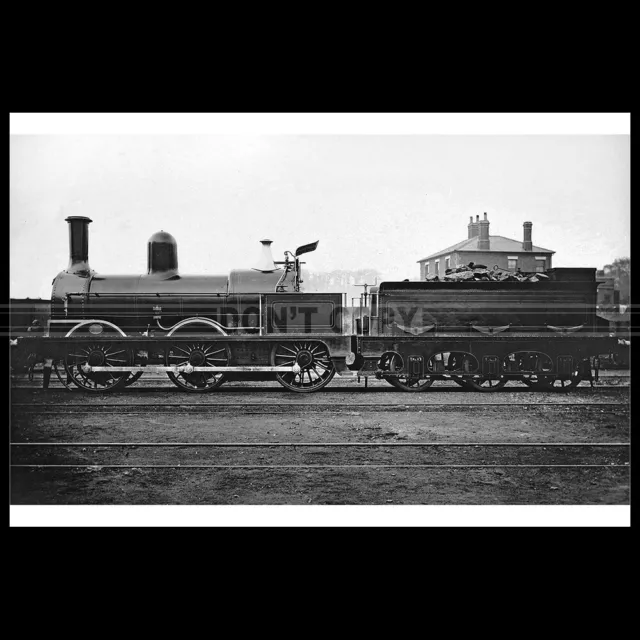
467, 215, 479, 239
252, 239, 277, 273
478, 212, 490, 250
523, 221, 533, 251
65, 216, 93, 276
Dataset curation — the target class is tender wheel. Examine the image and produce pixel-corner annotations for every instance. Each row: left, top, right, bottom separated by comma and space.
386, 354, 433, 392
464, 376, 508, 392
446, 352, 473, 389
377, 353, 401, 389
537, 374, 582, 391
273, 341, 335, 392
387, 376, 434, 392
520, 374, 551, 389
64, 342, 132, 392
167, 342, 229, 392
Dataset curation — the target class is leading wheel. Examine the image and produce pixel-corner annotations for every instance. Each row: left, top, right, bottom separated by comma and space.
63, 322, 132, 392
167, 341, 229, 392
273, 341, 335, 392
64, 342, 132, 391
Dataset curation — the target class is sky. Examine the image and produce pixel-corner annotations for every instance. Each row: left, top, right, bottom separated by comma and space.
9, 114, 630, 299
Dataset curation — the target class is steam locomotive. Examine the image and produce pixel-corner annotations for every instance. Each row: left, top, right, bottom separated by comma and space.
15, 216, 617, 393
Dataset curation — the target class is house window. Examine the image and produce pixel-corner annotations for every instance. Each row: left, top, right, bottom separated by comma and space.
535, 257, 546, 272
435, 260, 439, 275
507, 256, 518, 271
425, 261, 429, 274
445, 256, 450, 270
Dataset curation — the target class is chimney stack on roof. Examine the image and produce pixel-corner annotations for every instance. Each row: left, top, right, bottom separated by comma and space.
478, 212, 490, 250
523, 221, 533, 251
467, 215, 479, 238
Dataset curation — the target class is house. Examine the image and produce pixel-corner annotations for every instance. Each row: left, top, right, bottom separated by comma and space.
417, 213, 555, 279
595, 275, 618, 307
596, 263, 629, 305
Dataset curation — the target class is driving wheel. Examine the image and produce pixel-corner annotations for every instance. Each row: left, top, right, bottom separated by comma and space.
273, 341, 335, 392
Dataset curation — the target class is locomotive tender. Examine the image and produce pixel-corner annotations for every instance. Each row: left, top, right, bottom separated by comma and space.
19, 216, 616, 392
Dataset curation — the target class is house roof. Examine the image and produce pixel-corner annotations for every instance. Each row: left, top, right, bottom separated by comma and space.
417, 235, 555, 262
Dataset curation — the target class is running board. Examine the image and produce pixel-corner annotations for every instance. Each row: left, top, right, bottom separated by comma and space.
84, 365, 298, 373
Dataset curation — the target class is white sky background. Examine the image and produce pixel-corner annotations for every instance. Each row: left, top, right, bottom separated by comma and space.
10, 114, 630, 301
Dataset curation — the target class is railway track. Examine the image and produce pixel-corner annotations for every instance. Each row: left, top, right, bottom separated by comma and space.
10, 384, 630, 505
11, 380, 631, 391
10, 401, 629, 415
10, 371, 631, 393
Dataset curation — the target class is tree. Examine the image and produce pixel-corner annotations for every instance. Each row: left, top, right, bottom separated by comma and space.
602, 257, 630, 305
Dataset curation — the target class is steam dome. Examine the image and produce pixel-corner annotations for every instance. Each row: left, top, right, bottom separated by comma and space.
147, 230, 178, 275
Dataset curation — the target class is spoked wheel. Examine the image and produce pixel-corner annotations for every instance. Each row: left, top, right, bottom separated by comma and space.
64, 342, 132, 392
167, 342, 229, 392
63, 321, 131, 392
124, 371, 144, 387
464, 376, 508, 392
273, 341, 335, 392
377, 353, 402, 389
446, 352, 474, 389
385, 354, 434, 392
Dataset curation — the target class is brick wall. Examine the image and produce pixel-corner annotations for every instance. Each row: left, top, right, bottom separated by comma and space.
454, 252, 551, 272
419, 252, 552, 279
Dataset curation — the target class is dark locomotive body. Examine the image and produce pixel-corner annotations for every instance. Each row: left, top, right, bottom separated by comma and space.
17, 216, 619, 393
354, 270, 615, 391
37, 216, 350, 392
373, 270, 599, 333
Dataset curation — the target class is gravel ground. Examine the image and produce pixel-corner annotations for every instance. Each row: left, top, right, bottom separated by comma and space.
10, 374, 630, 520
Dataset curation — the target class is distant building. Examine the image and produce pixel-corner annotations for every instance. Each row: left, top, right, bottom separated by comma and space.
595, 274, 618, 307
596, 263, 629, 306
417, 213, 554, 279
